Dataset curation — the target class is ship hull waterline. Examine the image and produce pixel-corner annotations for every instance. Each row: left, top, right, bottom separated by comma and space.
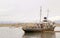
23, 28, 55, 32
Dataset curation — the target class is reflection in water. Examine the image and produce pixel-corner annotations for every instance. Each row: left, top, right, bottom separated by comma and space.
23, 32, 56, 38
41, 32, 55, 38
56, 32, 60, 38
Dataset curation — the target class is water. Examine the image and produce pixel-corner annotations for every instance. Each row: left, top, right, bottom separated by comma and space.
0, 27, 24, 38
0, 27, 60, 38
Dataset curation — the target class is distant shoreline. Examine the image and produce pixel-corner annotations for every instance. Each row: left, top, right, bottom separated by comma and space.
0, 23, 59, 27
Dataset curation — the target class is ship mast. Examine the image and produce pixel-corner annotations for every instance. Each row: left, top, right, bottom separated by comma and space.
40, 6, 42, 23
47, 9, 49, 19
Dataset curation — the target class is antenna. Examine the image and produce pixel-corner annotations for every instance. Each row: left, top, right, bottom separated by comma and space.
47, 9, 49, 19
40, 6, 42, 22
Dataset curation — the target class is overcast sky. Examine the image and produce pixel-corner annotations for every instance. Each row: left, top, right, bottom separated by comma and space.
0, 0, 60, 23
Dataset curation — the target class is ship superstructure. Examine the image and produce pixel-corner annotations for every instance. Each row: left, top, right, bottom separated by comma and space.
23, 17, 56, 32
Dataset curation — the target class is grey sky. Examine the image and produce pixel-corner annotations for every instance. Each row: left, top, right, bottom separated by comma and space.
0, 0, 60, 23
